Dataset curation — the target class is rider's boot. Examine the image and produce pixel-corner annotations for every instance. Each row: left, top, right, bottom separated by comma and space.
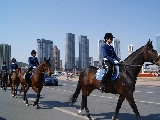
25, 71, 30, 88
99, 73, 107, 93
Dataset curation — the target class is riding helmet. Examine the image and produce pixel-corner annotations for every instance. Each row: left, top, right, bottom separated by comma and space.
12, 58, 16, 62
31, 50, 36, 54
104, 33, 115, 42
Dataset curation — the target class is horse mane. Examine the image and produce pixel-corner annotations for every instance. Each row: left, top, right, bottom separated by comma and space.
88, 66, 98, 70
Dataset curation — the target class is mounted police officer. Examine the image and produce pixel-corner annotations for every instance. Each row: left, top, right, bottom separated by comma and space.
99, 33, 121, 93
9, 58, 18, 80
0, 62, 7, 77
25, 50, 39, 87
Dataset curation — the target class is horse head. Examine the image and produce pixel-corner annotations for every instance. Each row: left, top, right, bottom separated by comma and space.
41, 57, 51, 76
142, 39, 159, 63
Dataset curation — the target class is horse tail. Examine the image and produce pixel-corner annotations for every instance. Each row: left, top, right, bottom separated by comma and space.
69, 81, 81, 105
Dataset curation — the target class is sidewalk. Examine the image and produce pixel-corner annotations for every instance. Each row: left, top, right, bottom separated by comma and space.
56, 76, 160, 87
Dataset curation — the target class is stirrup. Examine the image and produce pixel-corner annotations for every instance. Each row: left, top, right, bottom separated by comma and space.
99, 85, 105, 93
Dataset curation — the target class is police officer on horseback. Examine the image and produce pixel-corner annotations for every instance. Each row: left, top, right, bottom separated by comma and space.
99, 33, 121, 93
9, 58, 18, 80
0, 62, 7, 77
25, 50, 39, 87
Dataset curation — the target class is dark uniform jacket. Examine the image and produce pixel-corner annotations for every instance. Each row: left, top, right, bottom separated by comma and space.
10, 63, 18, 71
28, 57, 39, 68
2, 65, 7, 71
102, 43, 121, 63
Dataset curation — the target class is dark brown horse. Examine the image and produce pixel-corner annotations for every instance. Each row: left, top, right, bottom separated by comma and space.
0, 68, 9, 91
11, 68, 21, 98
70, 40, 160, 120
19, 57, 51, 108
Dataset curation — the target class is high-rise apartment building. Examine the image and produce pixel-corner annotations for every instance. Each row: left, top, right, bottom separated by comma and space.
64, 33, 75, 71
98, 40, 104, 65
0, 44, 11, 71
37, 38, 54, 71
156, 34, 160, 55
79, 35, 89, 70
89, 57, 93, 66
53, 45, 60, 71
113, 39, 121, 59
128, 44, 134, 55
60, 60, 62, 71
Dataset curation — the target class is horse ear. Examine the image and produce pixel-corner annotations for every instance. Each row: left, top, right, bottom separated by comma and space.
147, 39, 150, 45
44, 57, 46, 61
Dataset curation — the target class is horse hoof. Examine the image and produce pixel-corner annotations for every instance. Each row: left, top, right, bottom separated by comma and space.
15, 96, 17, 98
36, 105, 39, 109
77, 110, 82, 115
112, 116, 115, 120
26, 104, 29, 106
89, 117, 92, 120
12, 94, 14, 97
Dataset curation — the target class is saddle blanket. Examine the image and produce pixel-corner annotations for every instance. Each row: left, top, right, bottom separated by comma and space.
96, 68, 105, 80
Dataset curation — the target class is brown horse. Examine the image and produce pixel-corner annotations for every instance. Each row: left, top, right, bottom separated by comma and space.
19, 57, 51, 108
70, 40, 160, 120
0, 68, 9, 91
11, 68, 21, 98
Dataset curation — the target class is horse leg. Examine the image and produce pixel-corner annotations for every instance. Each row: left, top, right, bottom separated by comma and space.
112, 94, 125, 120
82, 89, 92, 120
77, 95, 85, 115
11, 83, 15, 97
0, 80, 2, 90
126, 93, 141, 120
32, 85, 41, 108
22, 85, 29, 106
14, 84, 18, 98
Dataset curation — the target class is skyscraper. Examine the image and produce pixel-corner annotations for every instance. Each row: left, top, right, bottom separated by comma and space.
89, 57, 93, 66
0, 44, 11, 71
113, 39, 121, 58
64, 33, 75, 71
128, 44, 134, 55
37, 38, 54, 71
53, 45, 60, 71
98, 40, 104, 65
156, 34, 160, 55
79, 35, 89, 70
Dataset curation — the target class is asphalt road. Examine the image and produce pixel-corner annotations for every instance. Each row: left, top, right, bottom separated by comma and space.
0, 79, 160, 120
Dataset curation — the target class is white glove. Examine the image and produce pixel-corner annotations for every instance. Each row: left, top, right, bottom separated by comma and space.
114, 60, 119, 64
33, 66, 36, 69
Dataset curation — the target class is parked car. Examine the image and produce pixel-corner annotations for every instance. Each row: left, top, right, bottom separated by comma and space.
44, 74, 58, 86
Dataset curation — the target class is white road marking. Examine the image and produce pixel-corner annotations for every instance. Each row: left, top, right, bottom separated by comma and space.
99, 96, 106, 98
135, 91, 141, 92
46, 87, 49, 88
57, 89, 61, 90
146, 92, 154, 93
54, 107, 95, 120
90, 94, 97, 97
107, 97, 113, 99
72, 85, 77, 86
139, 101, 146, 103
147, 102, 154, 104
63, 84, 67, 85
51, 88, 54, 89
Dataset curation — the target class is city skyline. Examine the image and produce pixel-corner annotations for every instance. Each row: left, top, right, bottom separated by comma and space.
0, 1, 160, 65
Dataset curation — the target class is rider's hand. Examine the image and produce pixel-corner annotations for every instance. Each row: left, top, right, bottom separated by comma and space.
114, 60, 119, 64
33, 66, 36, 69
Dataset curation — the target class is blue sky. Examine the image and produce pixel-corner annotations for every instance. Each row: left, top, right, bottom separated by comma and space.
0, 0, 160, 66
